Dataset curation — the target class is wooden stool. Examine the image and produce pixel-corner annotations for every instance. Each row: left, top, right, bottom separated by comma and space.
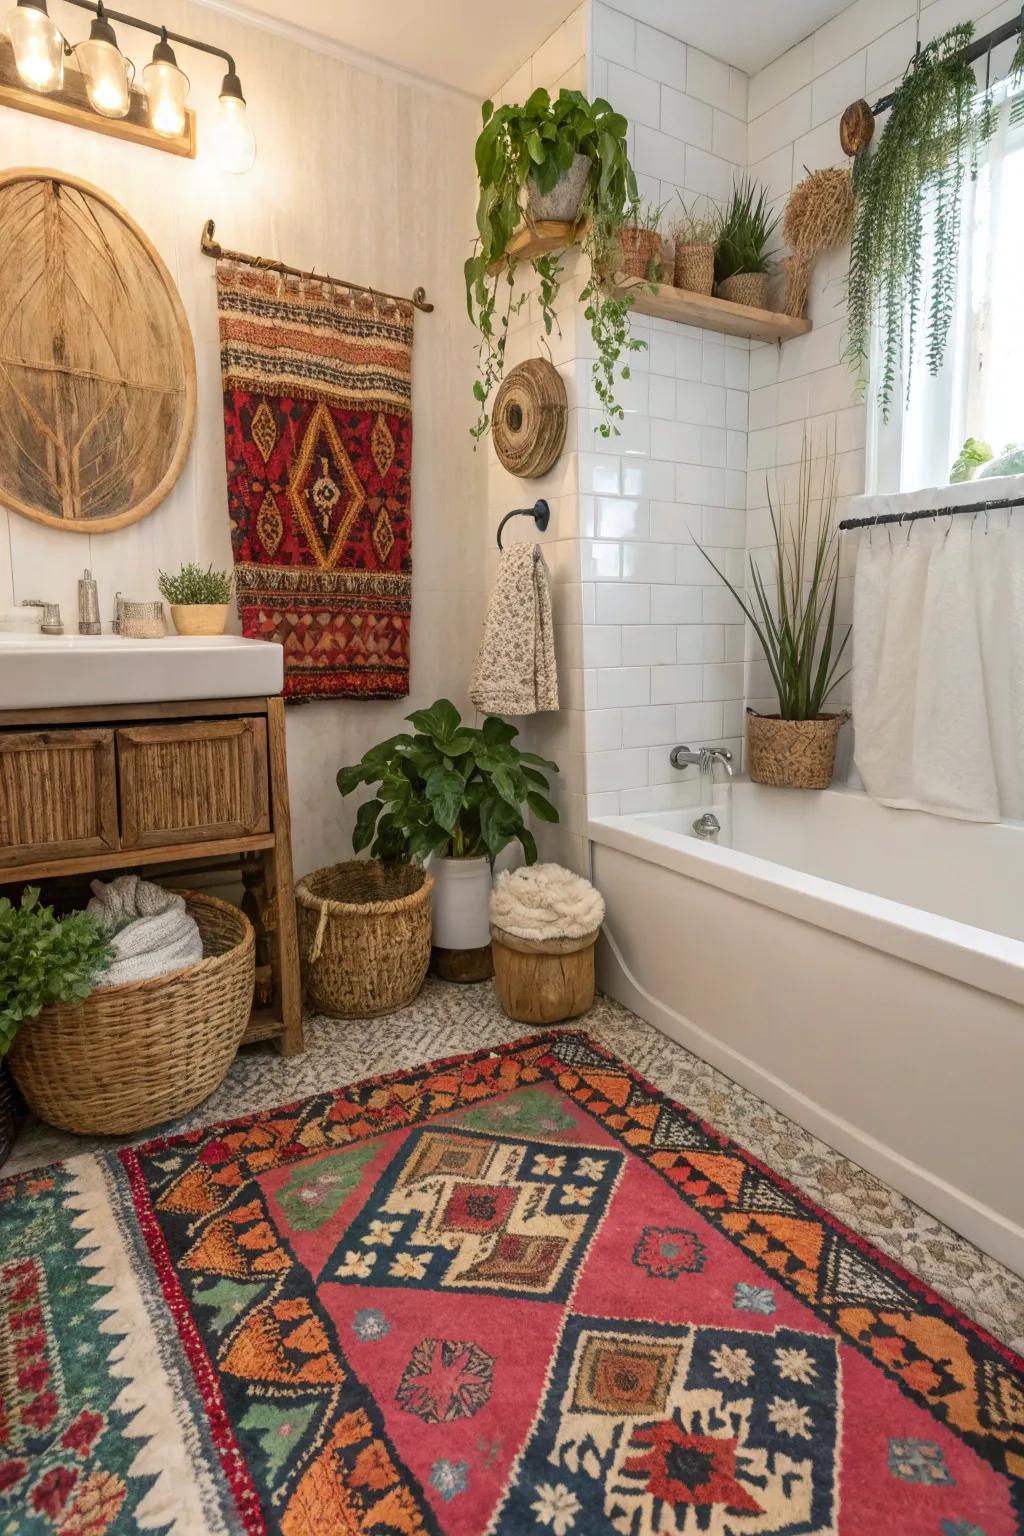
490, 924, 599, 1024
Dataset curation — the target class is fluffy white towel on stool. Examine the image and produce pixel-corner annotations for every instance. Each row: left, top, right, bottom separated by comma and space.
470, 543, 559, 716
490, 863, 604, 942
86, 874, 203, 988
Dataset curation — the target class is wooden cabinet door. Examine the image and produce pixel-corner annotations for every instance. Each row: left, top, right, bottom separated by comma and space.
0, 729, 119, 865
117, 718, 270, 849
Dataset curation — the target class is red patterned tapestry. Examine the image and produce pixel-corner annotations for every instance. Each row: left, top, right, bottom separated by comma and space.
217, 261, 413, 699
3, 1032, 1023, 1534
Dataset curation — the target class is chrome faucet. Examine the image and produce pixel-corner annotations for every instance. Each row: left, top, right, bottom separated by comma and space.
21, 599, 64, 635
669, 744, 733, 778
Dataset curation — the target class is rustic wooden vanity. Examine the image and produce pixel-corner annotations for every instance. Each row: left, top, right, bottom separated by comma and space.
0, 694, 303, 1056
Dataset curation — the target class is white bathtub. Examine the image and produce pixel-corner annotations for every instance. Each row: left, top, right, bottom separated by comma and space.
589, 784, 1024, 1274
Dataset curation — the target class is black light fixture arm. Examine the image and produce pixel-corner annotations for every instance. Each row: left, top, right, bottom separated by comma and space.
60, 0, 238, 76
870, 10, 1024, 116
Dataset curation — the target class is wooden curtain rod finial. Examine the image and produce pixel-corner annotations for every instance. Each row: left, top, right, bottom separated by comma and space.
198, 219, 434, 313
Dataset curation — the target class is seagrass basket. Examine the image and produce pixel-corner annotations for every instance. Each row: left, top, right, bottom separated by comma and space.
296, 861, 432, 1019
9, 892, 254, 1136
0, 1062, 20, 1168
717, 271, 771, 309
746, 710, 849, 789
674, 241, 715, 294
616, 228, 663, 282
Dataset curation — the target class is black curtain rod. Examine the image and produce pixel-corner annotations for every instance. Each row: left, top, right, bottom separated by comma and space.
839, 495, 1024, 531
871, 12, 1024, 116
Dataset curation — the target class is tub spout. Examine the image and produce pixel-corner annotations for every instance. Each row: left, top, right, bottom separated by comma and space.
670, 744, 733, 778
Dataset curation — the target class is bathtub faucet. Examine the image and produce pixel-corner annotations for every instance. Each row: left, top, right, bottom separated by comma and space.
670, 744, 733, 779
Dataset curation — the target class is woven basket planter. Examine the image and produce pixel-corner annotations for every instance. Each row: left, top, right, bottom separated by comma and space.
491, 925, 599, 1025
296, 861, 432, 1019
717, 272, 771, 309
0, 1062, 20, 1168
616, 227, 663, 282
674, 242, 715, 294
746, 710, 849, 789
9, 893, 254, 1136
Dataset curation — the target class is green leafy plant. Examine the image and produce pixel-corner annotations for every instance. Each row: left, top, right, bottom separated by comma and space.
0, 889, 112, 1054
950, 436, 993, 481
580, 210, 648, 435
697, 441, 850, 720
623, 197, 667, 232
847, 23, 995, 420
670, 193, 721, 247
337, 699, 559, 865
465, 87, 640, 440
715, 179, 780, 282
157, 563, 232, 605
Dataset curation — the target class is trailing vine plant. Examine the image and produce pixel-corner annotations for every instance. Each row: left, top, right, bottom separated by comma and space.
465, 88, 641, 440
847, 23, 996, 419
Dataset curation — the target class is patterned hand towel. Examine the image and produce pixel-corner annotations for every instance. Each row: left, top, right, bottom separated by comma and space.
470, 543, 559, 715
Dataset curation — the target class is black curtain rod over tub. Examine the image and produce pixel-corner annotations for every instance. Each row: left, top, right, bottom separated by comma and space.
870, 12, 1024, 116
839, 495, 1024, 531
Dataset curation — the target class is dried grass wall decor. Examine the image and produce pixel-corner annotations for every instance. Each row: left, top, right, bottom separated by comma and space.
780, 166, 854, 318
0, 169, 196, 534
492, 358, 568, 478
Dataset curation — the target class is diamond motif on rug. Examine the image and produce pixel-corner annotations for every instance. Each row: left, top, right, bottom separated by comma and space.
287, 402, 366, 567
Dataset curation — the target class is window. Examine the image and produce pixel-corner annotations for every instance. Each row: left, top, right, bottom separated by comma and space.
868, 82, 1024, 494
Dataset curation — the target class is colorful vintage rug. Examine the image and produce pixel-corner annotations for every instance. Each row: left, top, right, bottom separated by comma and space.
217, 262, 413, 700
2, 1032, 1022, 1535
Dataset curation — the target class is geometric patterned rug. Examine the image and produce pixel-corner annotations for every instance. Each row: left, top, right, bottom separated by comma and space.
2, 1031, 1022, 1534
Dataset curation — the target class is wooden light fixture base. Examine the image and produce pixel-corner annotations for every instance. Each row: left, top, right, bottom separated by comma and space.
0, 37, 195, 158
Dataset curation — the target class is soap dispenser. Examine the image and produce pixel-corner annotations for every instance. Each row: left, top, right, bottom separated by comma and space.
78, 570, 101, 635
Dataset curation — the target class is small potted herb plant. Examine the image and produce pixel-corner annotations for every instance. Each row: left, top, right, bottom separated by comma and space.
0, 888, 111, 1163
158, 563, 233, 636
337, 698, 559, 981
714, 178, 779, 309
697, 439, 850, 788
466, 87, 642, 441
615, 198, 667, 283
670, 195, 721, 295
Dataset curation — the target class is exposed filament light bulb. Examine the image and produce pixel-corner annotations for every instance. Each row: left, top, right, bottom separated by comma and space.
74, 7, 133, 118
214, 70, 255, 173
142, 31, 188, 137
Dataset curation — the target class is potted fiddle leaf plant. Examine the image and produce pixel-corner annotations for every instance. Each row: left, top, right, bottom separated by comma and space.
158, 563, 233, 636
465, 87, 642, 441
338, 699, 559, 982
0, 888, 112, 1165
697, 440, 851, 789
714, 178, 779, 309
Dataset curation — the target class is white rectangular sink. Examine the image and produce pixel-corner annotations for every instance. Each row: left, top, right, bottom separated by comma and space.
0, 632, 284, 711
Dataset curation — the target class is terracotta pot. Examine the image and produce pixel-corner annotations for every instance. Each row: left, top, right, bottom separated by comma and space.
525, 153, 591, 223
746, 710, 849, 790
616, 227, 663, 282
717, 271, 771, 309
170, 603, 229, 636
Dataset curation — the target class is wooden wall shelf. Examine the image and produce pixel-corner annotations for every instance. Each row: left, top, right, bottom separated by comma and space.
493, 223, 811, 343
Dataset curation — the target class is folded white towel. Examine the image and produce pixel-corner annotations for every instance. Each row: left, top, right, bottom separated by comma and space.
87, 875, 203, 988
470, 543, 559, 716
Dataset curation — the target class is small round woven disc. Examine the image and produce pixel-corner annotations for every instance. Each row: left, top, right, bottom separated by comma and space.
492, 358, 568, 478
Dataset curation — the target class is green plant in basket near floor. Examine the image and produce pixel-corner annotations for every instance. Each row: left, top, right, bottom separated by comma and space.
714, 178, 779, 309
0, 888, 112, 1056
338, 698, 559, 976
697, 441, 851, 790
158, 562, 233, 637
465, 86, 643, 441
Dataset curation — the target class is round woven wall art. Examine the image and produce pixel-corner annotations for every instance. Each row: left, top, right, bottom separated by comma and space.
492, 359, 567, 479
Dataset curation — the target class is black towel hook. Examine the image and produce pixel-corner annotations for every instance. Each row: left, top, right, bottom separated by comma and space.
496, 499, 551, 550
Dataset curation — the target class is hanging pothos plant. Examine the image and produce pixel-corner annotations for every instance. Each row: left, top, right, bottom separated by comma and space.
847, 22, 995, 419
465, 88, 643, 441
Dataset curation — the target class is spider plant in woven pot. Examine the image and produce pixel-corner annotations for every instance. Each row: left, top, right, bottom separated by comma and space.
465, 87, 641, 441
697, 443, 851, 789
670, 195, 721, 295
714, 178, 780, 309
338, 699, 559, 982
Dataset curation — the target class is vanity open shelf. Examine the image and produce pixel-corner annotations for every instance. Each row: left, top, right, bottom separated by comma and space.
498, 221, 812, 343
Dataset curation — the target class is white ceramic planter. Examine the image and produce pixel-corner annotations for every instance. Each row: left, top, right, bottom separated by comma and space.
430, 856, 492, 950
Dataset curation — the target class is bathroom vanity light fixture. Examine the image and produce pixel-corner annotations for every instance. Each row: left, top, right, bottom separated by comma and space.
2, 0, 255, 166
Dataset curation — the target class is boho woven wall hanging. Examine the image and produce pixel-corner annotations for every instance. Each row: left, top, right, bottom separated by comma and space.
492, 359, 567, 479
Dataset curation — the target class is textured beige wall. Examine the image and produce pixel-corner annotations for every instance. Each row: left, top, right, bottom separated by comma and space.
0, 0, 486, 877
